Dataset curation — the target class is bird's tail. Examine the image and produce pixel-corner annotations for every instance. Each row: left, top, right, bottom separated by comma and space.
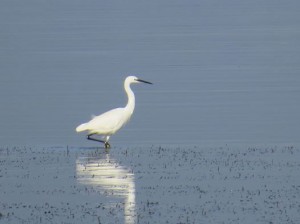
76, 123, 88, 132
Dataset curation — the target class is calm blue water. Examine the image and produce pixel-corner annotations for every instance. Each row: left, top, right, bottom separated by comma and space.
0, 0, 299, 146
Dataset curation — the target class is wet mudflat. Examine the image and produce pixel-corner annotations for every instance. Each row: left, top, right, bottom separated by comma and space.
0, 145, 299, 224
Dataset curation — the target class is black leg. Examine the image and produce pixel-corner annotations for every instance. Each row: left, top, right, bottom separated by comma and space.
87, 134, 105, 143
87, 134, 111, 149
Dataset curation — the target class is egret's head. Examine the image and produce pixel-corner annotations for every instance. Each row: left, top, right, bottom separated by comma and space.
126, 76, 153, 85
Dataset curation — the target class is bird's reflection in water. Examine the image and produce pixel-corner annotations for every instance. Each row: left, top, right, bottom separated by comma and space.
76, 149, 135, 224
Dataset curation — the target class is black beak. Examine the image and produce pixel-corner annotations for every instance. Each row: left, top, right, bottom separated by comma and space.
136, 79, 153, 84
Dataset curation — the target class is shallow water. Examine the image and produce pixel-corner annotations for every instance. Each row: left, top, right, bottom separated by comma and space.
0, 1, 300, 223
0, 146, 299, 224
0, 0, 300, 146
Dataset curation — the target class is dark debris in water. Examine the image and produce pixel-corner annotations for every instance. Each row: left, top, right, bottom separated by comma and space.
0, 145, 299, 224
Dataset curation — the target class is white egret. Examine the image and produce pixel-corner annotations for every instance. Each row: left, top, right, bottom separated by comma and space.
76, 76, 152, 148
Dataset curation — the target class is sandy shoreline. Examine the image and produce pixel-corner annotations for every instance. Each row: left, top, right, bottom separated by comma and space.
0, 145, 299, 223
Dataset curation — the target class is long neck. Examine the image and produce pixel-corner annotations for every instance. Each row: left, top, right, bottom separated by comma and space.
124, 80, 135, 114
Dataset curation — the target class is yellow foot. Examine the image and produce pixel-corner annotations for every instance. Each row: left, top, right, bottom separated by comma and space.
104, 142, 111, 149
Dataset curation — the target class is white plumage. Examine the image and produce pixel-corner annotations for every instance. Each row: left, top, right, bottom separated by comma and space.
76, 108, 130, 135
76, 76, 152, 148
